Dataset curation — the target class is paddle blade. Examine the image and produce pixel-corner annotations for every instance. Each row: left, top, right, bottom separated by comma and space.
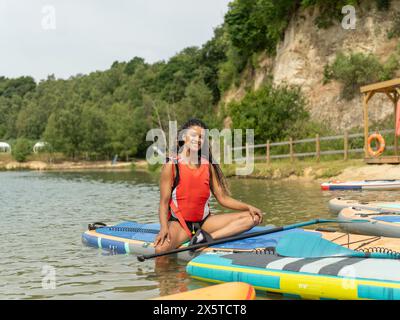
276, 232, 356, 258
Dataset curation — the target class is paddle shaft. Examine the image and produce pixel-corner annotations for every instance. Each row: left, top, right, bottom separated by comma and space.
137, 218, 351, 262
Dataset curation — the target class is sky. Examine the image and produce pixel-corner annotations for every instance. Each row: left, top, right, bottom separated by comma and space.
0, 0, 231, 81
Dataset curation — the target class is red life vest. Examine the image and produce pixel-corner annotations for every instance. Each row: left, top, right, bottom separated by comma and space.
168, 156, 211, 238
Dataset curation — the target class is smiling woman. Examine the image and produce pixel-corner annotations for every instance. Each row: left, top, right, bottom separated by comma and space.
154, 118, 264, 255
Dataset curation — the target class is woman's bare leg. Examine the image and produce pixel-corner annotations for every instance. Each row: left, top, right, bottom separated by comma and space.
201, 211, 260, 240
155, 221, 190, 254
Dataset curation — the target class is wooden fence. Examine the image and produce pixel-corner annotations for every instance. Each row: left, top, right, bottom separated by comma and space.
230, 129, 395, 163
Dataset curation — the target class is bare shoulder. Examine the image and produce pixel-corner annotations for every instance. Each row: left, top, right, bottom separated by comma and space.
160, 161, 174, 178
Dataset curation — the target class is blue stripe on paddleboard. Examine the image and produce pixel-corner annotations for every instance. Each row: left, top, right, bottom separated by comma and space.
82, 232, 128, 253
100, 238, 127, 254
377, 203, 400, 209
81, 233, 100, 248
328, 185, 362, 190
372, 216, 400, 223
358, 285, 400, 300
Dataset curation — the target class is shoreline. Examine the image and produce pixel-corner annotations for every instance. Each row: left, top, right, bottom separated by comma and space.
0, 159, 148, 171
1, 158, 400, 182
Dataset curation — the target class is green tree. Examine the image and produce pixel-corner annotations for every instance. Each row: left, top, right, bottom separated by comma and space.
16, 101, 49, 139
176, 79, 216, 126
229, 84, 308, 143
0, 76, 36, 98
12, 138, 32, 162
43, 106, 84, 159
106, 103, 148, 160
225, 0, 295, 59
124, 57, 146, 75
198, 26, 229, 103
81, 105, 109, 157
156, 47, 202, 103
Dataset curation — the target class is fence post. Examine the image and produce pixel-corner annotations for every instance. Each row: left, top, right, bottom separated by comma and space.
266, 140, 270, 165
316, 134, 320, 162
344, 130, 349, 161
289, 137, 294, 162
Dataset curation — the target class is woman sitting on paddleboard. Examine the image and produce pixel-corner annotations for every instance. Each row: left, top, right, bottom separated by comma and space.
155, 118, 264, 253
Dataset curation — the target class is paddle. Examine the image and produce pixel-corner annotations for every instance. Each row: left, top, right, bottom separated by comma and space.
276, 232, 400, 259
136, 218, 366, 262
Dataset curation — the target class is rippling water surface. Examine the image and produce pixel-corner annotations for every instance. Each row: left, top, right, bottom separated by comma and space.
2, 170, 400, 299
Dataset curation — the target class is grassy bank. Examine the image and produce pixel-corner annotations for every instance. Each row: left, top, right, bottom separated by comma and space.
0, 153, 148, 171
221, 159, 365, 180
142, 158, 366, 180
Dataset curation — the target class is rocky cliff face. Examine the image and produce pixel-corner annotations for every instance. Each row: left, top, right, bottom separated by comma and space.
223, 0, 400, 132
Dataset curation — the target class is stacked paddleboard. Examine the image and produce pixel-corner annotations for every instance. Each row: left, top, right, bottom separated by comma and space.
328, 198, 400, 238
321, 179, 400, 191
329, 197, 400, 214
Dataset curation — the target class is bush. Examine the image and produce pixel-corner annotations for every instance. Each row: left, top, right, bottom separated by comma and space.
324, 52, 399, 99
12, 138, 32, 162
218, 52, 242, 92
228, 84, 309, 144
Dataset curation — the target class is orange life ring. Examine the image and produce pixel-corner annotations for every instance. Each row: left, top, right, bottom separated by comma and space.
367, 133, 385, 157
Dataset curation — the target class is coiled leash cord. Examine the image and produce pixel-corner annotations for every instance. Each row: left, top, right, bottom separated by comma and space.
355, 247, 400, 259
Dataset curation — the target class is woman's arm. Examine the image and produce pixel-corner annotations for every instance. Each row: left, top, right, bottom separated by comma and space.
210, 165, 264, 223
154, 162, 174, 247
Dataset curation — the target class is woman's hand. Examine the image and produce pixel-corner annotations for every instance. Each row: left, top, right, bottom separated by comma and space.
154, 226, 170, 247
247, 205, 264, 225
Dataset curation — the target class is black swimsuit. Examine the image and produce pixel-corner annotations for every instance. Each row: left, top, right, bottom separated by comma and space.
168, 214, 210, 235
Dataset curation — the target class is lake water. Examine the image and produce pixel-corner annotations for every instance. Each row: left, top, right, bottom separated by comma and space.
2, 170, 400, 299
